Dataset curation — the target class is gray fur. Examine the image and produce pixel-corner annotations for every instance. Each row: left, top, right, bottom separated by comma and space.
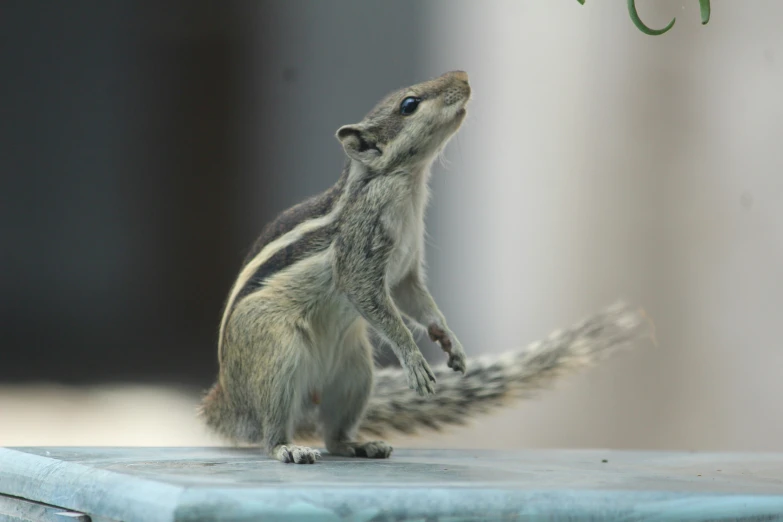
361, 301, 652, 438
199, 71, 654, 464
287, 301, 654, 441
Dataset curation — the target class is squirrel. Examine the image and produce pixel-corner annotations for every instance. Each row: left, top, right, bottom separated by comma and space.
199, 71, 654, 464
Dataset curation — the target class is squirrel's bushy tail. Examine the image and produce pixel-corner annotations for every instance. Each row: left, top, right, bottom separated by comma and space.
355, 301, 654, 438
199, 381, 264, 444
198, 382, 231, 439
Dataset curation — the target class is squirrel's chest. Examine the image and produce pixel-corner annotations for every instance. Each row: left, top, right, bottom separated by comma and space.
384, 200, 426, 286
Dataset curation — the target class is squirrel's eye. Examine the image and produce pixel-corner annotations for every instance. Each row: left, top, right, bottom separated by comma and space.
399, 97, 421, 116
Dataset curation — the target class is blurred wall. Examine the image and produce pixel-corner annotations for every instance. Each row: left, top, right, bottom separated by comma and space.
2, 0, 783, 452
413, 0, 783, 452
0, 1, 425, 384
0, 1, 255, 384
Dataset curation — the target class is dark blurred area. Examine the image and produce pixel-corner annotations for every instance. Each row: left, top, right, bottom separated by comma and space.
0, 1, 423, 385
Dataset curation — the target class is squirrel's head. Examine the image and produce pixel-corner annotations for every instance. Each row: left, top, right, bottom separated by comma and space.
336, 70, 471, 171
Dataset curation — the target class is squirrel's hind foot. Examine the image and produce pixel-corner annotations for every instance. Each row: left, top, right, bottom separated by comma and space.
272, 444, 321, 464
327, 440, 393, 459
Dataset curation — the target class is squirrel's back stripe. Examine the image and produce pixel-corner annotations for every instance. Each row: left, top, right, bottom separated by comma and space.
233, 221, 338, 305
217, 173, 349, 366
239, 170, 348, 269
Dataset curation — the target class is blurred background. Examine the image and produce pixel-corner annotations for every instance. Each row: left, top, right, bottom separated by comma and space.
1, 0, 781, 450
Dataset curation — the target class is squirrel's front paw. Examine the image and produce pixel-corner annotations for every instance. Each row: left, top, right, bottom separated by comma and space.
428, 324, 467, 374
447, 344, 467, 374
404, 352, 436, 396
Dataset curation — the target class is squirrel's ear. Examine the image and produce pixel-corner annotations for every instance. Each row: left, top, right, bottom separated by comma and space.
336, 124, 382, 162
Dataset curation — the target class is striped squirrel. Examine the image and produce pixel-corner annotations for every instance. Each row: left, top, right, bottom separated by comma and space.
199, 71, 654, 464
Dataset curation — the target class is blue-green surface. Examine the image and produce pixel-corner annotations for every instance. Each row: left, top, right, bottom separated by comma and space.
1, 447, 782, 521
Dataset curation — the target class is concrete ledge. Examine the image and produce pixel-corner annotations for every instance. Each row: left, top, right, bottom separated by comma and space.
1, 447, 782, 521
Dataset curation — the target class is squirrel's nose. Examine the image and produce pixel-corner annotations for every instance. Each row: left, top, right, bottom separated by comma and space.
448, 70, 469, 83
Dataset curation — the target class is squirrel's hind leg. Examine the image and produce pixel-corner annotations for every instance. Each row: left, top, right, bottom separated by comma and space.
320, 330, 393, 459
